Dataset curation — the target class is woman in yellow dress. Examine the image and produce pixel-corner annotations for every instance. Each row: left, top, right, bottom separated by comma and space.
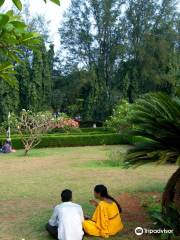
83, 185, 123, 238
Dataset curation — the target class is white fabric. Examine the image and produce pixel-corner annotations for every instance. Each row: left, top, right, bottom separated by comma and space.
49, 202, 84, 240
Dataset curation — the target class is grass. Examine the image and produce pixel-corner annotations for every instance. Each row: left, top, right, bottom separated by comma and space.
0, 145, 178, 240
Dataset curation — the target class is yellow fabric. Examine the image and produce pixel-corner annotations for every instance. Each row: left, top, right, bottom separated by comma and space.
83, 201, 123, 238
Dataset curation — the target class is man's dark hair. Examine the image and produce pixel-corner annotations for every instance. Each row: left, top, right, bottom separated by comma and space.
61, 189, 72, 202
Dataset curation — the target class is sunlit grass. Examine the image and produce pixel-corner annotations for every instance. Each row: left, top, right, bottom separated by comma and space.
0, 145, 177, 240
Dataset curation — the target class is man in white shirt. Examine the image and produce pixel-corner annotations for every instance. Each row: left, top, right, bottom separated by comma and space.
46, 189, 84, 240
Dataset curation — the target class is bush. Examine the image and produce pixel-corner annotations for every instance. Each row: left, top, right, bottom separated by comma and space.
48, 127, 115, 134
104, 150, 125, 167
0, 133, 130, 149
145, 197, 180, 239
105, 100, 132, 133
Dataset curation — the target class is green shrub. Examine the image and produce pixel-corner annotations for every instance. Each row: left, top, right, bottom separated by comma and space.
105, 100, 133, 132
0, 133, 130, 149
103, 150, 125, 167
48, 127, 115, 134
143, 195, 180, 239
80, 127, 115, 133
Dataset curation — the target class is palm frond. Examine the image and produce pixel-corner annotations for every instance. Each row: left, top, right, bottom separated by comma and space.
125, 93, 180, 166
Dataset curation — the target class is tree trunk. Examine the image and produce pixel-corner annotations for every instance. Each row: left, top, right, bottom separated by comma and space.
162, 167, 180, 211
24, 148, 29, 156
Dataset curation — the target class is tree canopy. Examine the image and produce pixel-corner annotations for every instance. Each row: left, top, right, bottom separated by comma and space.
0, 0, 179, 123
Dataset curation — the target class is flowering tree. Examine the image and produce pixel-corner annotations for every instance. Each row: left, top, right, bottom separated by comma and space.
7, 110, 79, 155
16, 110, 52, 155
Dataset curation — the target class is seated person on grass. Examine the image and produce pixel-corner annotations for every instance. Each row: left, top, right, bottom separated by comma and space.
83, 185, 123, 238
46, 189, 84, 240
0, 140, 16, 153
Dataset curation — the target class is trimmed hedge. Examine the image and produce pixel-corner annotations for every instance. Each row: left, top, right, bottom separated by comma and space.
0, 133, 130, 149
49, 127, 115, 134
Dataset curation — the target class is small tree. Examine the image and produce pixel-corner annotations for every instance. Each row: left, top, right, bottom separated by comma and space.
17, 110, 52, 155
105, 100, 132, 133
12, 110, 79, 155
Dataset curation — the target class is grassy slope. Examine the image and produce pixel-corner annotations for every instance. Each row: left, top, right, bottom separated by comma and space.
0, 146, 177, 240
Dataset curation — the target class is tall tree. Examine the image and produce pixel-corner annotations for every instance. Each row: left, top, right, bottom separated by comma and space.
16, 59, 30, 110
58, 0, 179, 121
0, 81, 19, 122
123, 0, 179, 100
59, 0, 125, 121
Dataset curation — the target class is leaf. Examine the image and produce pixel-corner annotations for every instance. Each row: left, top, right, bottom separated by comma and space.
0, 0, 5, 7
43, 0, 61, 5
11, 0, 22, 11
0, 73, 17, 86
10, 20, 26, 29
0, 62, 14, 72
50, 0, 60, 5
4, 23, 14, 32
6, 10, 14, 17
7, 51, 20, 62
0, 14, 9, 27
0, 62, 17, 86
20, 32, 40, 43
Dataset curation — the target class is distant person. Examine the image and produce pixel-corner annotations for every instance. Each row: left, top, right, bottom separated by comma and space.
0, 143, 2, 153
0, 140, 13, 153
46, 189, 84, 240
83, 185, 123, 238
0, 140, 16, 154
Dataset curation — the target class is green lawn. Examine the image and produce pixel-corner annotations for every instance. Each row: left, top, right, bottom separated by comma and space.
0, 145, 177, 240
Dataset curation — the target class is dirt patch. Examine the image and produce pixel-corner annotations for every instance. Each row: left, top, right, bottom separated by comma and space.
118, 193, 149, 223
117, 193, 154, 239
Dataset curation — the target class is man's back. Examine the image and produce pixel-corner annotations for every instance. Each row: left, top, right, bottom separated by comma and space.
49, 202, 84, 240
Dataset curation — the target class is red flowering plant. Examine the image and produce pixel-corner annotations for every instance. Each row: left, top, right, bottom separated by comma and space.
50, 115, 79, 133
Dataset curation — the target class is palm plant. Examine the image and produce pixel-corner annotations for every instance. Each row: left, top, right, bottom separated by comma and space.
125, 93, 180, 219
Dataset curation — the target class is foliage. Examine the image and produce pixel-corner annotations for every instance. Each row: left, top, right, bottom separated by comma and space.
124, 92, 180, 235
151, 205, 180, 239
51, 116, 79, 132
125, 93, 180, 166
0, 40, 55, 123
143, 195, 180, 239
0, 0, 179, 123
146, 198, 180, 239
104, 150, 125, 167
48, 127, 114, 134
0, 10, 40, 84
27, 42, 54, 111
58, 0, 179, 121
0, 79, 19, 123
0, 133, 129, 149
5, 110, 81, 154
0, 0, 60, 85
0, 0, 61, 10
105, 100, 132, 133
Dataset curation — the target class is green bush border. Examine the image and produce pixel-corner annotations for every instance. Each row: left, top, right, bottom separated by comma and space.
0, 133, 130, 149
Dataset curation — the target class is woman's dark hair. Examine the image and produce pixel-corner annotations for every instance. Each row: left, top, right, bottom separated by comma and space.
61, 189, 72, 202
94, 185, 122, 213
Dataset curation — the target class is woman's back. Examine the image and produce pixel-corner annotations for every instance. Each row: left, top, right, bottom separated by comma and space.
84, 200, 123, 237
